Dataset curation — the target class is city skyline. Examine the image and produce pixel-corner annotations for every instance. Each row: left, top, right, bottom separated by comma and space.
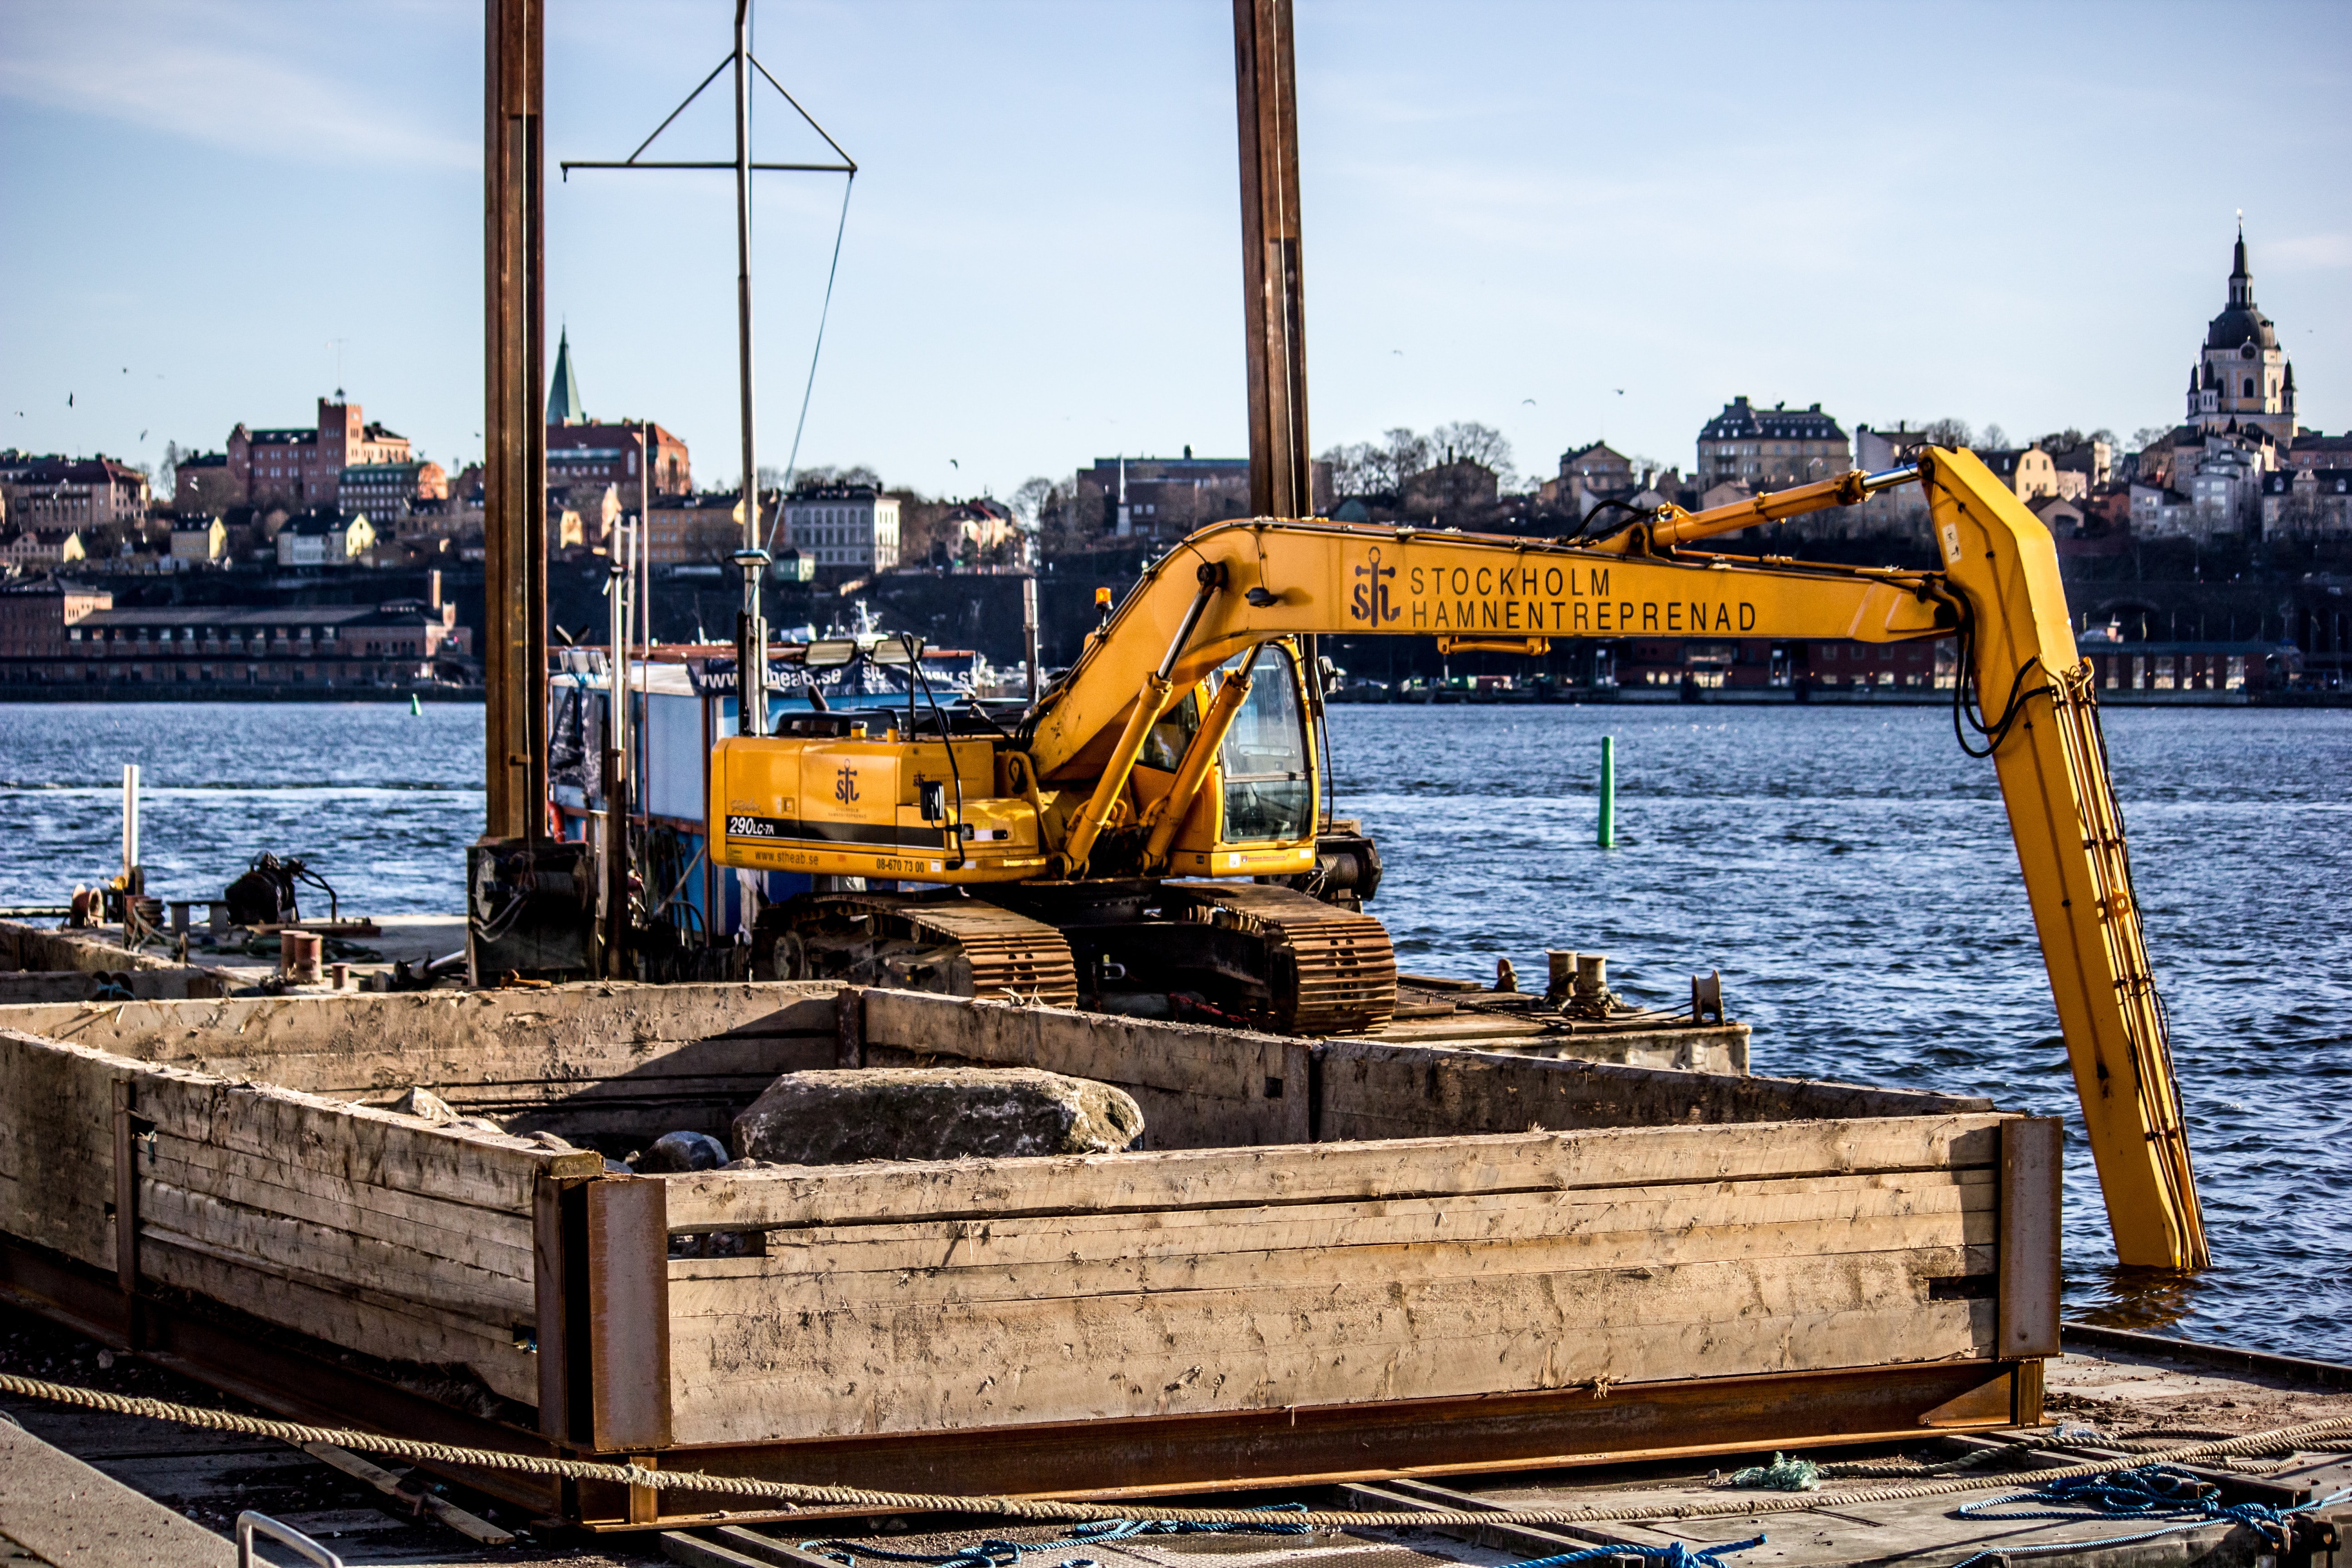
3, 0, 2347, 501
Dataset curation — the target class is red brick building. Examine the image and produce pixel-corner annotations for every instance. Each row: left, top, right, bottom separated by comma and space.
229, 399, 412, 508
0, 455, 149, 530
549, 423, 690, 496
0, 575, 111, 657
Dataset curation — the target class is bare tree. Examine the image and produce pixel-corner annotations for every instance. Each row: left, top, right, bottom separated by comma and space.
1919, 417, 1973, 448
1010, 476, 1055, 527
1980, 423, 2009, 450
1430, 421, 1514, 488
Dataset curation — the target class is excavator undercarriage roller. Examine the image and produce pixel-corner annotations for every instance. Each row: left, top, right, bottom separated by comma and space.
755, 894, 1080, 1007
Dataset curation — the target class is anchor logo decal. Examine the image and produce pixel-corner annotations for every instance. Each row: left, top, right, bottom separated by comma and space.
834, 764, 859, 806
1351, 545, 1400, 625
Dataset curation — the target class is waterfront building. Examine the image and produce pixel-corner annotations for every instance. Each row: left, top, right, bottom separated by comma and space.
274, 509, 375, 566
784, 484, 902, 572
1695, 399, 1850, 490
169, 515, 227, 565
1, 527, 87, 567
2262, 468, 2352, 536
230, 400, 412, 508
338, 460, 448, 524
2285, 432, 2352, 471
0, 455, 149, 530
10, 593, 471, 689
0, 575, 111, 657
648, 490, 765, 566
1076, 451, 1254, 542
916, 497, 1024, 570
2187, 226, 2298, 445
1974, 444, 2061, 501
1555, 442, 1638, 517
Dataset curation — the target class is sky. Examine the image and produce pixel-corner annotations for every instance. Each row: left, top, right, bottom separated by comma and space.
3, 0, 2348, 505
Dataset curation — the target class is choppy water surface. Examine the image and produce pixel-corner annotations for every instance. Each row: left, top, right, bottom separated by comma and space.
0, 700, 2345, 1357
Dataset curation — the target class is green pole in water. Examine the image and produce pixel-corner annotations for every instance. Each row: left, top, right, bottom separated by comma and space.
409, 693, 421, 715
1597, 735, 1617, 848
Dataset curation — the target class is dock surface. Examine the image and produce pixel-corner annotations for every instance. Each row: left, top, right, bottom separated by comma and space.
13, 1297, 2344, 1568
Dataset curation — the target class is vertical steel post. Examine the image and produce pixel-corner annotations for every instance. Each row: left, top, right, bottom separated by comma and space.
1597, 736, 1616, 848
731, 0, 768, 740
603, 527, 629, 980
1233, 0, 1313, 521
1022, 575, 1040, 702
120, 764, 139, 886
484, 0, 548, 840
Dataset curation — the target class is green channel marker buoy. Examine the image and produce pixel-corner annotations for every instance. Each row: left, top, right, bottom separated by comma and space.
409, 693, 422, 715
1597, 734, 1617, 848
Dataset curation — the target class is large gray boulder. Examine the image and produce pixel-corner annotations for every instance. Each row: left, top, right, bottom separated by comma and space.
731, 1067, 1144, 1165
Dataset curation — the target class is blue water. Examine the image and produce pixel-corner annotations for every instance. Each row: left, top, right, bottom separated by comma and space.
0, 700, 2345, 1359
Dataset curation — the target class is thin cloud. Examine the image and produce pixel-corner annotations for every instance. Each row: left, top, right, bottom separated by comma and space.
0, 0, 473, 172
2267, 234, 2352, 270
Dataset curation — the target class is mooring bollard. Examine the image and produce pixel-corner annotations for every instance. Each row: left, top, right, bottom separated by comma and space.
1597, 735, 1617, 848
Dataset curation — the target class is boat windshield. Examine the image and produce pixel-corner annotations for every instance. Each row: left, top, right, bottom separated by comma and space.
1220, 655, 1312, 843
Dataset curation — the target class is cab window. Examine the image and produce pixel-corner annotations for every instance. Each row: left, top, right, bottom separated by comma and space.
1220, 654, 1312, 842
1140, 691, 1200, 772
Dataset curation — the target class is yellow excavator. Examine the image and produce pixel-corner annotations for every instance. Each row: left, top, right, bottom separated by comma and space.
709, 448, 2207, 1272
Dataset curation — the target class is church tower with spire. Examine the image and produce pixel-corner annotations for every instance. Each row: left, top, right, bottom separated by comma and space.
546, 327, 586, 426
2187, 225, 2297, 445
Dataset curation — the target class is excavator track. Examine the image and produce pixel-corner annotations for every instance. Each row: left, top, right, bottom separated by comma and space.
1163, 881, 1396, 1036
784, 894, 1080, 1007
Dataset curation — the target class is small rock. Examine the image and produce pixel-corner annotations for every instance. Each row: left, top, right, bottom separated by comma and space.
95, 1350, 114, 1370
637, 1131, 730, 1173
733, 1067, 1144, 1166
385, 1086, 458, 1124
528, 1131, 578, 1151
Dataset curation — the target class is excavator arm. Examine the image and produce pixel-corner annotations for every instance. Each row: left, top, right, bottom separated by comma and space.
1026, 448, 2205, 1270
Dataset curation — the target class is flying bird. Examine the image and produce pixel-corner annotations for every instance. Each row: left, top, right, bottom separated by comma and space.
1521, 398, 1537, 406
948, 459, 960, 470
67, 393, 74, 406
139, 430, 147, 441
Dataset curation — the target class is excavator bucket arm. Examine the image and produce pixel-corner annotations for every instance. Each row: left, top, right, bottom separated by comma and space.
1920, 448, 2208, 1270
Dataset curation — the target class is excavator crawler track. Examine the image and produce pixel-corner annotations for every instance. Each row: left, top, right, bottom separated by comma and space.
784, 894, 1080, 1007
1163, 881, 1396, 1036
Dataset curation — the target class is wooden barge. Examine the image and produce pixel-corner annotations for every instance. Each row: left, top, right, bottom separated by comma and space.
0, 979, 2058, 1531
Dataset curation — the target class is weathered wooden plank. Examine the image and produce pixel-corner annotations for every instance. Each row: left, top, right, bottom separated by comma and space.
672, 1218, 1997, 1308
138, 1179, 534, 1325
1318, 1039, 1994, 1141
662, 1115, 2008, 1231
0, 1028, 120, 1269
671, 1177, 1997, 1291
140, 1136, 535, 1279
130, 1064, 600, 1211
0, 984, 839, 1098
664, 1255, 1994, 1444
137, 1233, 538, 1405
1999, 1115, 2063, 1359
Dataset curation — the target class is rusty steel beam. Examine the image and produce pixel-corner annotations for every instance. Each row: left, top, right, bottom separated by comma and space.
570, 1359, 2040, 1528
485, 0, 549, 840
1233, 0, 1313, 521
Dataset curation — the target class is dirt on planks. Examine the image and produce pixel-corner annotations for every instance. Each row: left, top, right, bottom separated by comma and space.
2042, 1343, 2352, 1437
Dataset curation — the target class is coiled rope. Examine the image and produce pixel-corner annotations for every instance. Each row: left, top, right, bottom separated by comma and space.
1, 1370, 2348, 1530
